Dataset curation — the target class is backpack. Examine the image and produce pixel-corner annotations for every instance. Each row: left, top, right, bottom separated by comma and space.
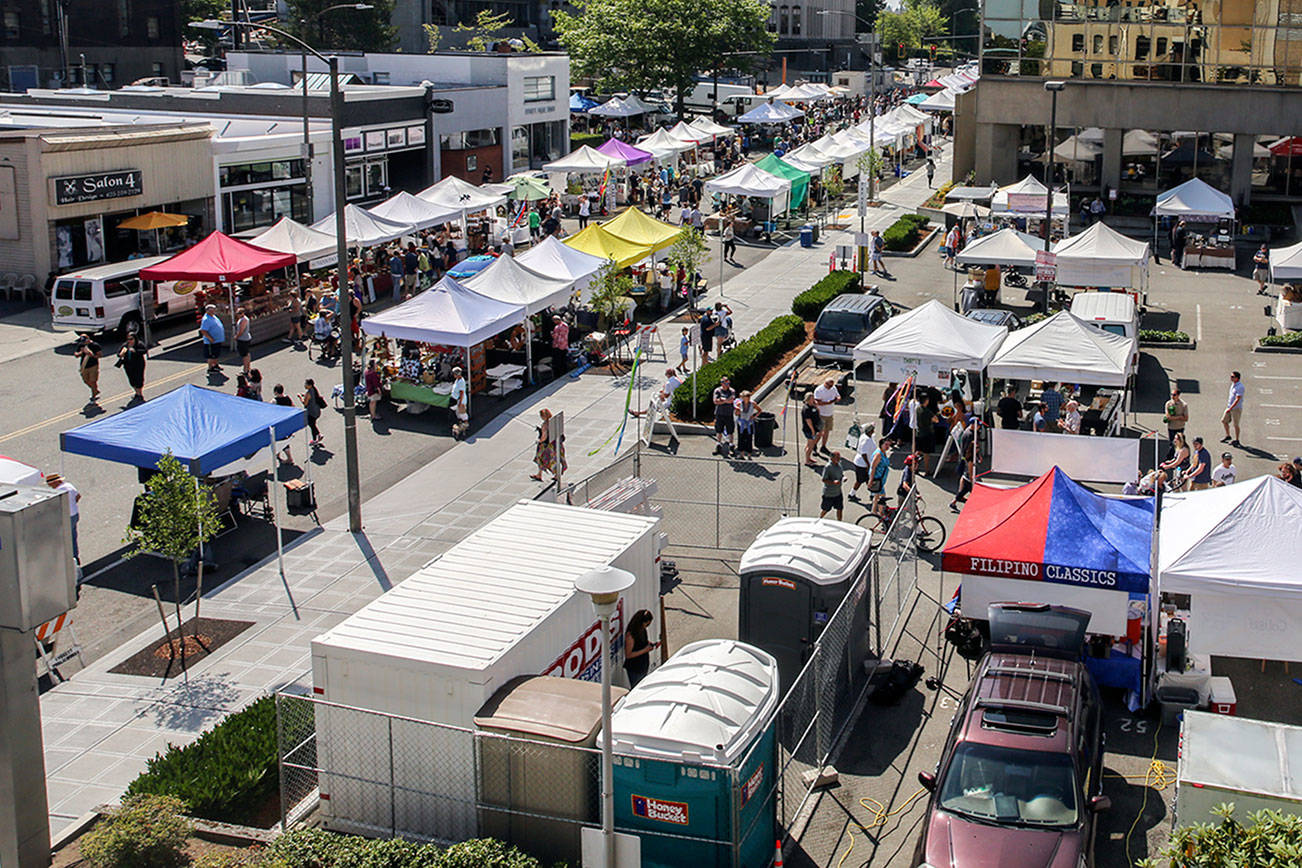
869, 659, 924, 705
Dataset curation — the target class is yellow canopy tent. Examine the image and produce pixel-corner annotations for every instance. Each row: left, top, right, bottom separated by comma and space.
564, 224, 653, 269
601, 207, 682, 254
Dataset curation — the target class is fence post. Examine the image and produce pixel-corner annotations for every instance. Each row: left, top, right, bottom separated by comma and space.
814, 642, 829, 762
277, 694, 288, 832
873, 554, 883, 660
715, 458, 722, 548
388, 715, 396, 837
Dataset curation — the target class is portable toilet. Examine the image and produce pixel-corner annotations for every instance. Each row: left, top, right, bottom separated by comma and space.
475, 676, 626, 866
738, 517, 874, 691
604, 640, 780, 868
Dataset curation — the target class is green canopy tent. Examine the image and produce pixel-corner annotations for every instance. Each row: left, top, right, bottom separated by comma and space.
755, 154, 811, 210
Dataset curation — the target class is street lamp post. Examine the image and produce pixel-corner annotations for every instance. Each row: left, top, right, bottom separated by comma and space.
575, 565, 636, 868
1043, 80, 1065, 314
192, 18, 364, 532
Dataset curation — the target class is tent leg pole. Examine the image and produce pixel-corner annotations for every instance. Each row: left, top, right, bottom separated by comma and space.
526, 319, 533, 386
270, 427, 284, 579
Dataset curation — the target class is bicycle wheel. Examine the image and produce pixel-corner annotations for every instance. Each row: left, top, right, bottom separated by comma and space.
855, 510, 888, 540
915, 515, 947, 553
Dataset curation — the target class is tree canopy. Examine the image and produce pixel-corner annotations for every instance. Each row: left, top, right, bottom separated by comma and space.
286, 0, 397, 52
876, 0, 949, 65
553, 0, 775, 116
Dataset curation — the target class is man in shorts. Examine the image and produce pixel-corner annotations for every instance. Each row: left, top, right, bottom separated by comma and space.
1221, 371, 1244, 448
849, 423, 878, 501
802, 393, 822, 466
868, 438, 894, 519
450, 366, 469, 439
199, 304, 225, 373
819, 449, 845, 521
712, 376, 737, 453
813, 377, 840, 453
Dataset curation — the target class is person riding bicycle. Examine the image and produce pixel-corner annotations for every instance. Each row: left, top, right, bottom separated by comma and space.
897, 452, 920, 500
868, 438, 894, 519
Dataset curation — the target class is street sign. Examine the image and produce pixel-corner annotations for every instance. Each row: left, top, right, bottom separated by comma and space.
1035, 250, 1057, 282
857, 173, 868, 217
429, 99, 454, 114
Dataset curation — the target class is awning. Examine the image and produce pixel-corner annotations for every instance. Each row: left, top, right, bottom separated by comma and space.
1152, 177, 1235, 220
248, 217, 337, 265
543, 145, 624, 174
515, 235, 607, 299
737, 101, 803, 124
461, 252, 575, 314
754, 154, 810, 209
360, 275, 524, 346
596, 137, 654, 167
942, 466, 1154, 595
418, 175, 508, 214
637, 128, 695, 157
60, 384, 305, 475
139, 231, 296, 283
1052, 221, 1150, 287
954, 228, 1045, 268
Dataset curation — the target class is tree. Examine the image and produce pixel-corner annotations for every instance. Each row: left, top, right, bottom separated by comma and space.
454, 10, 541, 52
179, 0, 228, 57
876, 0, 948, 65
554, 0, 775, 118
123, 453, 221, 674
855, 0, 885, 31
587, 262, 635, 330
664, 226, 710, 291
422, 23, 442, 53
1138, 804, 1302, 867
285, 0, 397, 52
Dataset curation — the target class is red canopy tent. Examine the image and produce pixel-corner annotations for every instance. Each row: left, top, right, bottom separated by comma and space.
1268, 137, 1302, 157
139, 231, 296, 282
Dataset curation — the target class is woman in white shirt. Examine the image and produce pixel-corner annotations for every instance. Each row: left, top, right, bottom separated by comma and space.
1061, 399, 1082, 435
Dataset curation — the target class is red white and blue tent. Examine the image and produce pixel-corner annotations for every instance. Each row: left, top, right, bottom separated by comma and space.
941, 466, 1154, 596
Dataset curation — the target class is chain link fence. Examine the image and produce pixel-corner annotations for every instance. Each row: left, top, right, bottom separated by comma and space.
277, 692, 766, 867
873, 485, 920, 657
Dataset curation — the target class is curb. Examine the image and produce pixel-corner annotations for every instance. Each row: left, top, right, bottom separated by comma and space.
1140, 340, 1197, 350
883, 226, 940, 258
1252, 343, 1302, 354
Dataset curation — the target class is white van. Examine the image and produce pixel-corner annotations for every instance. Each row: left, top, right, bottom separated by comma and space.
1070, 290, 1140, 341
50, 257, 197, 335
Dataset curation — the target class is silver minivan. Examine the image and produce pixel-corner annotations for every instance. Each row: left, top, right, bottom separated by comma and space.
50, 257, 195, 335
812, 293, 893, 365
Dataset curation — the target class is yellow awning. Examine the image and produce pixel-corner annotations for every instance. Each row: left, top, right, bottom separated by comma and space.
564, 224, 653, 270
601, 207, 682, 254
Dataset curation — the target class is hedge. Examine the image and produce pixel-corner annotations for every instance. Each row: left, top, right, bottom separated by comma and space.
1260, 330, 1302, 348
1139, 329, 1191, 343
569, 132, 604, 150
791, 270, 862, 321
882, 213, 931, 252
265, 830, 544, 868
125, 696, 278, 827
671, 314, 806, 419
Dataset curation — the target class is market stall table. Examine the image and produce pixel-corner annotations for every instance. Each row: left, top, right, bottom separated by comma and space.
1181, 243, 1236, 269
485, 363, 525, 396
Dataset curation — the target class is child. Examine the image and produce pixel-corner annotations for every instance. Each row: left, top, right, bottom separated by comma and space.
678, 326, 691, 374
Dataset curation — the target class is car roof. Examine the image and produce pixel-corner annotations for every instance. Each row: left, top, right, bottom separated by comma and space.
960, 651, 1080, 753
1069, 290, 1137, 322
965, 309, 1017, 326
820, 293, 887, 314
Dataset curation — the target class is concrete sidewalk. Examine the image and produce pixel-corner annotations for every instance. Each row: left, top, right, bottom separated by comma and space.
38, 150, 951, 836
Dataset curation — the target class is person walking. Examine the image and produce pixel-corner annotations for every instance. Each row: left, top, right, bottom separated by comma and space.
925, 157, 935, 187
577, 194, 591, 229
288, 293, 305, 345
116, 331, 147, 401
712, 376, 737, 453
734, 391, 761, 456
388, 247, 405, 302
849, 422, 878, 501
1252, 245, 1270, 295
801, 394, 822, 467
450, 366, 469, 439
813, 376, 840, 453
1188, 436, 1213, 490
1164, 387, 1189, 448
45, 473, 81, 570
272, 385, 295, 463
678, 326, 691, 374
1221, 370, 1244, 448
529, 407, 567, 481
73, 332, 101, 403
867, 438, 892, 520
234, 307, 252, 375
869, 229, 890, 277
622, 609, 659, 687
403, 243, 420, 295
300, 378, 325, 448
722, 219, 737, 263
199, 304, 225, 373
1171, 219, 1188, 268
819, 450, 845, 521
364, 359, 383, 419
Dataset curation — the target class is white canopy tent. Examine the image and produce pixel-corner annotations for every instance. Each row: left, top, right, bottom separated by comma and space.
940, 201, 991, 220
312, 204, 412, 248
813, 134, 867, 174
1152, 177, 1235, 220
991, 175, 1069, 215
637, 128, 695, 157
764, 84, 793, 99
1269, 239, 1302, 282
852, 299, 1008, 387
249, 217, 337, 265
588, 97, 642, 118
516, 235, 607, 300
1052, 221, 1151, 290
1052, 134, 1103, 165
689, 116, 733, 137
954, 228, 1045, 268
370, 191, 462, 231
1159, 476, 1302, 662
0, 455, 42, 486
417, 174, 507, 215
737, 101, 804, 124
785, 142, 835, 169
462, 253, 576, 381
667, 120, 707, 144
704, 163, 792, 217
987, 310, 1136, 387
919, 89, 957, 111
542, 145, 624, 174
781, 83, 831, 102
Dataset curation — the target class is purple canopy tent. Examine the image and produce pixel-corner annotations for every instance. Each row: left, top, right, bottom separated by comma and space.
596, 137, 654, 167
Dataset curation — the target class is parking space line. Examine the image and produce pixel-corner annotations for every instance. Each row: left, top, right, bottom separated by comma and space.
1267, 437, 1302, 442
1195, 304, 1202, 341
1260, 404, 1302, 409
1256, 376, 1302, 381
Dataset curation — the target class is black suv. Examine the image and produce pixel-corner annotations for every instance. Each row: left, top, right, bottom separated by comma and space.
915, 603, 1109, 868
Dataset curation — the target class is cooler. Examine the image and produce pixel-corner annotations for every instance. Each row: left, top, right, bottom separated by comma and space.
605, 640, 780, 868
1208, 676, 1237, 715
739, 518, 873, 692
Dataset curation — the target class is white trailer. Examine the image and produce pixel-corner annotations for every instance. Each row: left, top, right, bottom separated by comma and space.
310, 500, 662, 841
1175, 711, 1302, 829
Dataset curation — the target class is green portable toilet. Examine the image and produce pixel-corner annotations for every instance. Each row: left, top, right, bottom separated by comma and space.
604, 640, 780, 868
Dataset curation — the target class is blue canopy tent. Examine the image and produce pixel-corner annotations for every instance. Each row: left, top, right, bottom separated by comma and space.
61, 385, 307, 576
569, 92, 598, 113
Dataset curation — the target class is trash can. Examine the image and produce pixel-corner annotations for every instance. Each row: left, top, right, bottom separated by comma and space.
800, 224, 814, 248
810, 222, 821, 244
754, 412, 777, 449
1156, 685, 1200, 727
605, 640, 780, 868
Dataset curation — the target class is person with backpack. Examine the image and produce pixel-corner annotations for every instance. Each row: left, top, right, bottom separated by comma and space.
300, 378, 326, 447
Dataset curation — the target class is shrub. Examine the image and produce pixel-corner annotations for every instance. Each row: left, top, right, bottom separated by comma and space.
125, 696, 278, 826
80, 794, 192, 868
1260, 330, 1302, 348
265, 830, 544, 868
1139, 329, 1192, 343
671, 314, 806, 419
791, 270, 862, 320
439, 838, 546, 868
1138, 804, 1302, 868
881, 213, 931, 252
569, 132, 603, 150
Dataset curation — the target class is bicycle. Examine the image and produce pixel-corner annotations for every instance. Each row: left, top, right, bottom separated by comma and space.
855, 493, 948, 553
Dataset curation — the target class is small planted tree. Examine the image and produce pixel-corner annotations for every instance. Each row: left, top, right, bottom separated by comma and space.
857, 149, 885, 202
1138, 804, 1302, 868
664, 226, 711, 307
588, 261, 635, 330
124, 452, 220, 674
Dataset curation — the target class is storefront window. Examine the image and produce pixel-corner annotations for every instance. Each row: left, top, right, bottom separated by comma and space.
344, 158, 388, 200
223, 186, 308, 233
511, 126, 529, 171
54, 216, 106, 270
219, 159, 305, 188
346, 164, 363, 198
366, 161, 386, 197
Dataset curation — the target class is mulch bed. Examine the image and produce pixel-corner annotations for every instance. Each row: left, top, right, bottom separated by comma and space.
109, 617, 255, 680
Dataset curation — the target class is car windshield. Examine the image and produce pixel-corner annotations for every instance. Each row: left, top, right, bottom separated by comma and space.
816, 311, 868, 335
939, 743, 1078, 827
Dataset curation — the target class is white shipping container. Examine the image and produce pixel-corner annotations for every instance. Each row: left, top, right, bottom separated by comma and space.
310, 500, 662, 841
1175, 711, 1302, 829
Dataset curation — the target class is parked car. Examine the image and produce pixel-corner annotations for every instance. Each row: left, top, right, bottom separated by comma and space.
964, 308, 1024, 330
914, 603, 1109, 868
813, 293, 893, 365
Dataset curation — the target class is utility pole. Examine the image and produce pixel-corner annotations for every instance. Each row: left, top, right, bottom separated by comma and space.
1042, 80, 1065, 314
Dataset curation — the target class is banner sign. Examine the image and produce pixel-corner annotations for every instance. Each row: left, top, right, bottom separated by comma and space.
944, 554, 1148, 595
1007, 192, 1046, 213
1035, 249, 1057, 282
52, 170, 142, 205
